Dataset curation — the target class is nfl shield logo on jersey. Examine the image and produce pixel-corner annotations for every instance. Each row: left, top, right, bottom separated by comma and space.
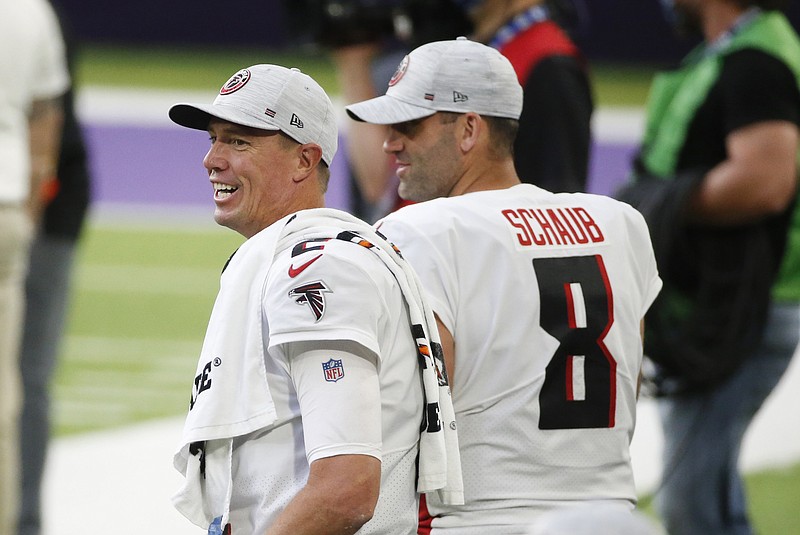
322, 358, 345, 382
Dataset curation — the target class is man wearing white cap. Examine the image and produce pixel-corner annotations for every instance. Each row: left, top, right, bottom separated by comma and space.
347, 38, 662, 532
168, 64, 462, 535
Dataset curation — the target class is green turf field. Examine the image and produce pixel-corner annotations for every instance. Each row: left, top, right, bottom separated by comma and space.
74, 43, 657, 107
51, 44, 798, 533
53, 222, 244, 434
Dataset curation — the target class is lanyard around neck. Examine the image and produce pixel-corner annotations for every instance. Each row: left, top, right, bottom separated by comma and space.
489, 5, 550, 49
704, 6, 761, 56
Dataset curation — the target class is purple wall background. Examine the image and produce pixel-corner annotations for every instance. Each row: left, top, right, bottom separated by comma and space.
83, 124, 353, 212
83, 123, 635, 214
66, 1, 796, 214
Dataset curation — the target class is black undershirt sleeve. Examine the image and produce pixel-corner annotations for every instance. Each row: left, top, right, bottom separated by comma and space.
719, 48, 800, 136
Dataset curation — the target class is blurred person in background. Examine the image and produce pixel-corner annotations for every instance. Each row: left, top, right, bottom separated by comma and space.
459, 0, 593, 193
616, 1, 800, 533
319, 0, 593, 222
285, 0, 473, 220
0, 0, 69, 532
16, 3, 92, 534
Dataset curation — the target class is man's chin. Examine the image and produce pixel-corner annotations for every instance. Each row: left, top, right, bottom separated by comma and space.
397, 184, 425, 204
213, 211, 237, 232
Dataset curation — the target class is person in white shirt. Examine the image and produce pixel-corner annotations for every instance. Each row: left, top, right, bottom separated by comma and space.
0, 0, 69, 531
168, 63, 461, 534
347, 37, 662, 533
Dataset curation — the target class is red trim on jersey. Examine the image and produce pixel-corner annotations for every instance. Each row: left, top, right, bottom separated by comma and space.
498, 21, 580, 85
595, 255, 617, 427
564, 282, 577, 329
565, 355, 575, 401
395, 198, 415, 211
418, 494, 433, 534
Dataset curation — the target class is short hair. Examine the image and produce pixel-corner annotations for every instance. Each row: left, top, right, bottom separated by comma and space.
438, 112, 518, 161
484, 116, 519, 161
317, 162, 331, 193
277, 132, 330, 193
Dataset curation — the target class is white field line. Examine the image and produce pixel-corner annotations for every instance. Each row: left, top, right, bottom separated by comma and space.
55, 395, 185, 429
76, 86, 217, 127
56, 336, 200, 384
87, 202, 224, 229
76, 85, 645, 143
61, 334, 201, 361
74, 263, 221, 295
53, 335, 198, 431
55, 363, 192, 389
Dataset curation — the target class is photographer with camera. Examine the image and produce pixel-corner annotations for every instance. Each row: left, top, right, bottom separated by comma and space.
288, 0, 593, 222
462, 0, 594, 193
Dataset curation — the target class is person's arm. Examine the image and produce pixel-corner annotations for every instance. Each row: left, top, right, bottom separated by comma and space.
688, 50, 800, 225
331, 43, 394, 204
28, 95, 64, 222
688, 120, 798, 225
436, 314, 456, 390
268, 345, 383, 534
267, 454, 380, 535
637, 319, 645, 399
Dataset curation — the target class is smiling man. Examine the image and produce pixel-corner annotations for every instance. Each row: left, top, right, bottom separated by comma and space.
167, 64, 461, 535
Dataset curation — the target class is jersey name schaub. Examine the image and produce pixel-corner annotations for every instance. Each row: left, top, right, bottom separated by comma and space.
502, 206, 605, 248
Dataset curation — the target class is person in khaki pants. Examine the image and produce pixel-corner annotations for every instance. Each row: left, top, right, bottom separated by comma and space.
0, 0, 69, 532
0, 209, 33, 534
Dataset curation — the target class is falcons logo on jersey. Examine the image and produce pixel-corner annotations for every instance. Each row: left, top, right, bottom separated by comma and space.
289, 280, 331, 322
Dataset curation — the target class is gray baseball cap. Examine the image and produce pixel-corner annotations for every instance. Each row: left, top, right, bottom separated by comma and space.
346, 37, 523, 125
169, 64, 338, 166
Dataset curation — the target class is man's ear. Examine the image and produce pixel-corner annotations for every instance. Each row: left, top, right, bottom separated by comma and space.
458, 112, 482, 153
292, 143, 324, 183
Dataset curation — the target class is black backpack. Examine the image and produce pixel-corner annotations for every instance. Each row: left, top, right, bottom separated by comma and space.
616, 170, 786, 395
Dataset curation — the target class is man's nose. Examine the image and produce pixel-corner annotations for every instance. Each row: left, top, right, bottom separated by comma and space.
203, 142, 226, 172
383, 129, 402, 154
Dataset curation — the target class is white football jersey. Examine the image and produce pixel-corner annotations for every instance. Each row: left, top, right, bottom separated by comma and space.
219, 236, 424, 534
377, 184, 662, 531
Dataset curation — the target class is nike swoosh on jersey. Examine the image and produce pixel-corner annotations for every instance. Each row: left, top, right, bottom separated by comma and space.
288, 254, 322, 278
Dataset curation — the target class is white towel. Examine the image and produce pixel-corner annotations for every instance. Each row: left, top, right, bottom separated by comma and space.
172, 208, 463, 528
280, 209, 464, 505
172, 212, 290, 527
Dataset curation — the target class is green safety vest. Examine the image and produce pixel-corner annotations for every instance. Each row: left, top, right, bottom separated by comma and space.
639, 11, 800, 300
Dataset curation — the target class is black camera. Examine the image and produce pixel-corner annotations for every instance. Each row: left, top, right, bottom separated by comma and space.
284, 0, 473, 49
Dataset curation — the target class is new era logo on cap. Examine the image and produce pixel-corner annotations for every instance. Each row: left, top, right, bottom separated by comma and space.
345, 37, 523, 125
168, 64, 338, 165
